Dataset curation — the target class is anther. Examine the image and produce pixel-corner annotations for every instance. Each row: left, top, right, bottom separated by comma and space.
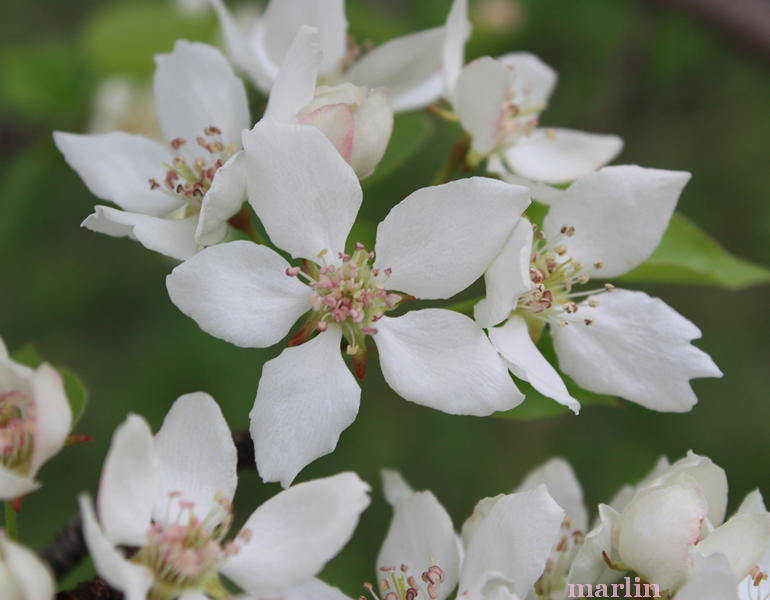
604, 283, 615, 292
584, 318, 594, 326
170, 137, 186, 150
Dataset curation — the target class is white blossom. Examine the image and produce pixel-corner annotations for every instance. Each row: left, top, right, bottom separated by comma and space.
79, 392, 370, 600
0, 531, 55, 600
55, 40, 251, 260
0, 337, 71, 501
209, 0, 469, 112
475, 165, 722, 413
166, 120, 530, 487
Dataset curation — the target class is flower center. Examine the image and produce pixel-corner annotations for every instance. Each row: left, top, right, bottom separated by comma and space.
534, 516, 585, 600
364, 563, 446, 600
148, 126, 236, 218
745, 566, 769, 600
286, 243, 401, 356
514, 223, 614, 331
0, 391, 35, 474
132, 492, 247, 600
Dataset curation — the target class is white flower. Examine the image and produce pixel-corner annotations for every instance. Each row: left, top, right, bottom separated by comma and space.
263, 26, 394, 179
86, 76, 160, 140
475, 165, 722, 413
579, 452, 770, 598
0, 337, 71, 501
166, 120, 530, 487
209, 0, 469, 112
440, 6, 621, 188
350, 470, 565, 600
54, 40, 252, 260
79, 392, 370, 600
0, 531, 55, 600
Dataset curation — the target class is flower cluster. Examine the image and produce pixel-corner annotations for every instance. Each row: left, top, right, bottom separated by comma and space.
3, 0, 764, 598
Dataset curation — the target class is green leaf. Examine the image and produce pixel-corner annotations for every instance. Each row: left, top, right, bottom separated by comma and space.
10, 345, 88, 429
494, 331, 620, 421
58, 367, 89, 429
82, 3, 214, 78
364, 113, 435, 187
619, 213, 770, 289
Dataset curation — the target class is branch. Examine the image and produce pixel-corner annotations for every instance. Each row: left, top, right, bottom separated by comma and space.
45, 429, 255, 583
56, 578, 123, 600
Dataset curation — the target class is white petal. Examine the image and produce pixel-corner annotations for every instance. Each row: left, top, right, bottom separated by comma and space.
381, 469, 415, 506
348, 88, 394, 179
242, 120, 362, 260
349, 27, 445, 113
458, 485, 565, 599
454, 57, 512, 155
82, 206, 199, 261
551, 290, 722, 412
486, 158, 566, 205
442, 0, 470, 99
474, 218, 533, 328
250, 326, 360, 487
615, 480, 707, 590
97, 415, 156, 547
737, 490, 767, 516
281, 578, 353, 600
497, 52, 557, 111
29, 363, 71, 473
154, 40, 249, 147
375, 309, 523, 415
0, 467, 39, 502
376, 490, 461, 600
543, 165, 691, 278
53, 131, 180, 216
259, 0, 347, 79
608, 456, 671, 513
374, 177, 530, 299
221, 472, 370, 597
515, 457, 587, 531
0, 532, 55, 600
460, 494, 503, 548
209, 0, 273, 92
153, 393, 237, 525
649, 451, 728, 527
195, 151, 247, 247
166, 241, 310, 349
264, 25, 321, 123
79, 495, 154, 600
489, 315, 580, 414
502, 128, 623, 185
676, 551, 739, 600
568, 504, 622, 587
697, 513, 770, 578
300, 104, 356, 163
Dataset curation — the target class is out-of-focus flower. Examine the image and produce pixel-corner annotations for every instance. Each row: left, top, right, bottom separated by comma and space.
475, 165, 721, 413
0, 338, 71, 501
166, 120, 530, 487
0, 531, 55, 600
79, 392, 370, 600
86, 76, 161, 140
440, 2, 621, 188
263, 26, 393, 179
209, 0, 469, 112
55, 41, 252, 260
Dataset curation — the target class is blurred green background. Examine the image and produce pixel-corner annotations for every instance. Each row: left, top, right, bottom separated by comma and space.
1, 0, 769, 594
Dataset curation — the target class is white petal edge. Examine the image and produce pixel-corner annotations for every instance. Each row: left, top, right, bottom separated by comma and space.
166, 241, 310, 349
250, 326, 360, 487
374, 309, 523, 416
195, 150, 248, 247
0, 532, 55, 600
515, 457, 587, 531
29, 363, 71, 473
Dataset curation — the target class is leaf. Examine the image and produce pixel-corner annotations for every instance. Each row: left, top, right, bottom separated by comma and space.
619, 213, 770, 289
364, 113, 435, 187
10, 345, 88, 429
494, 331, 620, 421
58, 367, 89, 429
82, 2, 214, 78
